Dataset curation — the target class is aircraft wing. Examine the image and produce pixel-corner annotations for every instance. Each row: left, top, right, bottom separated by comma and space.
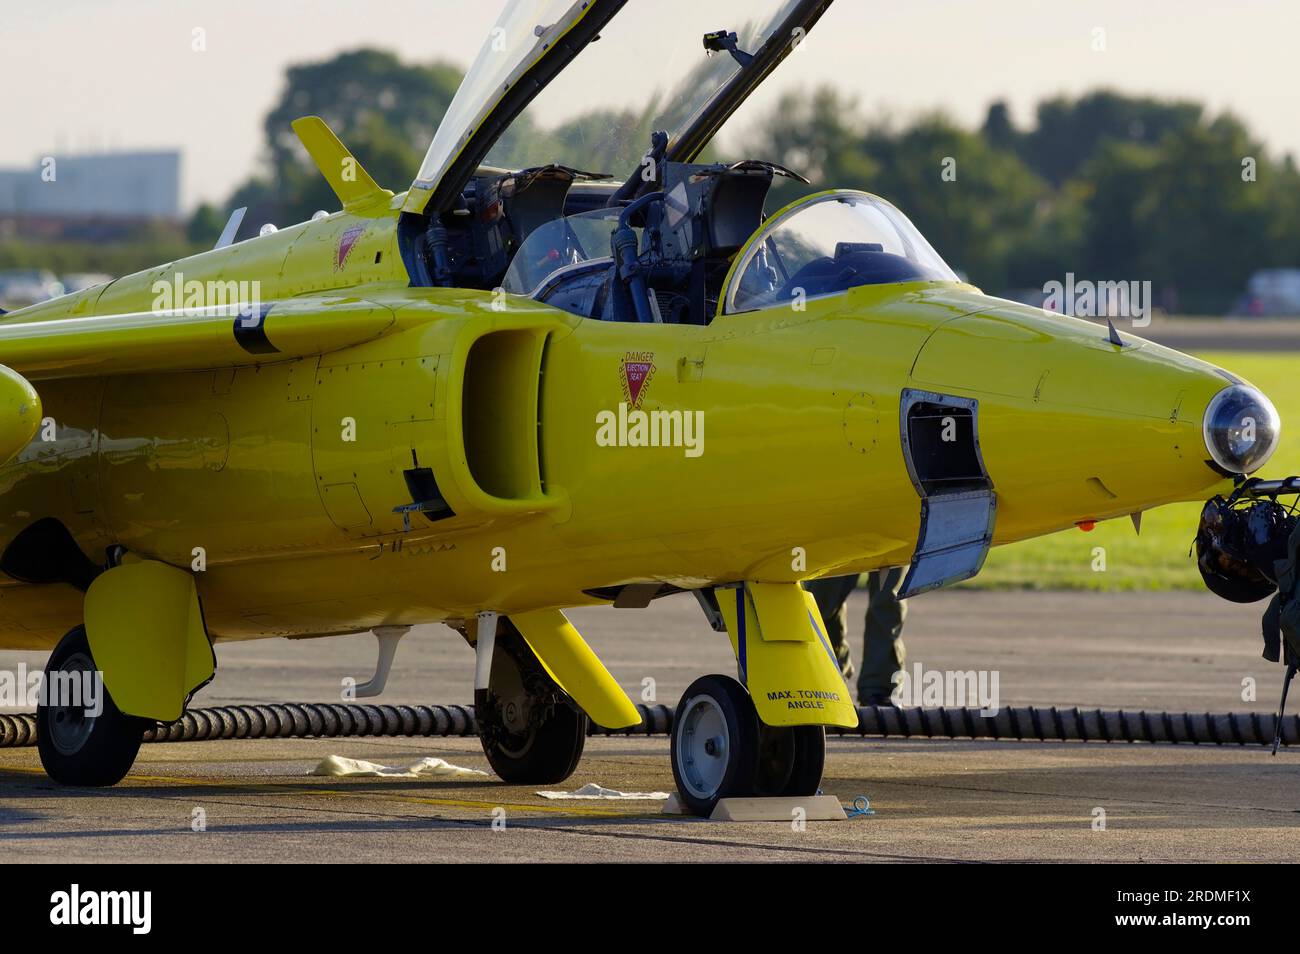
0, 297, 393, 466
0, 297, 393, 381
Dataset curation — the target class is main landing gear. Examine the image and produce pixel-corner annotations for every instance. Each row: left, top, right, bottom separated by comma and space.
475, 617, 587, 784
670, 674, 825, 816
36, 626, 149, 786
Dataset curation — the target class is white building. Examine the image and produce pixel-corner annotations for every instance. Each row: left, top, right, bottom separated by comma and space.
0, 151, 180, 221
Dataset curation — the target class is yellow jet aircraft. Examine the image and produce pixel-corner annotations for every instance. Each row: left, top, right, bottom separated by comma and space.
0, 0, 1282, 815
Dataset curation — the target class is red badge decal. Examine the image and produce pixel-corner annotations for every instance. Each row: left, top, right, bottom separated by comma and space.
335, 225, 365, 271
620, 352, 656, 408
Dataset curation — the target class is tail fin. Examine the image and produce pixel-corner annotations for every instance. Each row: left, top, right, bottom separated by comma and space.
292, 116, 392, 213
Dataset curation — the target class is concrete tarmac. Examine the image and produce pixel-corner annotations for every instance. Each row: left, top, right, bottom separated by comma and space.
2, 591, 1298, 862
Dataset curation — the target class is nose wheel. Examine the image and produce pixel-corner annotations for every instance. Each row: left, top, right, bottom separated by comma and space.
756, 722, 826, 798
670, 674, 826, 816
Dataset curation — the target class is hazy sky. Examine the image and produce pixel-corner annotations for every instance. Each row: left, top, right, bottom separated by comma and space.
2, 0, 1296, 212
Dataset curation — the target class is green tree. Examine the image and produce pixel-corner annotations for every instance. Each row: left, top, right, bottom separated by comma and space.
860, 114, 1051, 290
743, 88, 876, 207
980, 100, 1020, 154
1263, 154, 1300, 269
1075, 115, 1279, 312
226, 49, 463, 230
186, 203, 226, 245
1018, 90, 1203, 186
748, 91, 1055, 291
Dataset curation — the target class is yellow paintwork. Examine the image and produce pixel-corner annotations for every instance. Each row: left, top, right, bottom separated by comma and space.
0, 365, 40, 465
292, 116, 393, 214
0, 127, 1248, 731
509, 608, 640, 728
717, 582, 857, 728
83, 560, 214, 721
0, 297, 394, 380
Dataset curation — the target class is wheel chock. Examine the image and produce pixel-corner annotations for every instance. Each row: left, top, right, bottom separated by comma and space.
661, 794, 848, 821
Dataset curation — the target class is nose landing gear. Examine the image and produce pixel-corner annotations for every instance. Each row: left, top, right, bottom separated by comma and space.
757, 722, 826, 798
670, 674, 826, 816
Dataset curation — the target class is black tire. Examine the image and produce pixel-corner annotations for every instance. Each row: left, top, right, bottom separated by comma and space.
755, 722, 796, 794
477, 623, 587, 785
755, 723, 826, 797
782, 725, 826, 796
670, 674, 760, 816
480, 702, 587, 784
36, 626, 148, 786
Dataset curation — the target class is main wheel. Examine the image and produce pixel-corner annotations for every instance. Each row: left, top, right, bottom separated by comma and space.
477, 622, 587, 784
670, 674, 761, 816
36, 626, 149, 786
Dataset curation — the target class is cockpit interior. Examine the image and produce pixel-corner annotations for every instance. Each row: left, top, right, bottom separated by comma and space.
400, 139, 955, 328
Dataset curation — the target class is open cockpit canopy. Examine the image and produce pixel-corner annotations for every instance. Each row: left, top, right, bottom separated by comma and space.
402, 0, 832, 215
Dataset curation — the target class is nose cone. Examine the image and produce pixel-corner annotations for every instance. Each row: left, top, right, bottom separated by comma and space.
1202, 384, 1280, 475
905, 296, 1274, 539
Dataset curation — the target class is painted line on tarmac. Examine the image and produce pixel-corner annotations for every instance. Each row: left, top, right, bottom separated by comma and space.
0, 763, 647, 819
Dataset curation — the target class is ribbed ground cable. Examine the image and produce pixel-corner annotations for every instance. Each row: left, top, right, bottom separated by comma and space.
1, 703, 1294, 747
